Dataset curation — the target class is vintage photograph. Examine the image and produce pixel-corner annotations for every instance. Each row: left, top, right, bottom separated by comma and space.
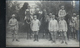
6, 0, 79, 47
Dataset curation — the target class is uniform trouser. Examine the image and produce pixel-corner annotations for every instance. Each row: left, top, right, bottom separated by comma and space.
76, 30, 79, 40
27, 32, 32, 39
11, 29, 18, 40
49, 31, 57, 41
60, 32, 67, 42
43, 29, 49, 38
33, 31, 39, 40
27, 29, 32, 39
71, 27, 76, 39
71, 29, 76, 39
78, 30, 79, 41
49, 32, 52, 40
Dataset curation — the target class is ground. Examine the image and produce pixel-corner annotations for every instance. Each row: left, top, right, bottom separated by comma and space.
6, 32, 79, 47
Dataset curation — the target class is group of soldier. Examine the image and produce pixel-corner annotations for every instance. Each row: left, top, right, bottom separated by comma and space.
8, 5, 79, 45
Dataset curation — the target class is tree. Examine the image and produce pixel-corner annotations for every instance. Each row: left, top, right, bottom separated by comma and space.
6, 1, 21, 23
36, 1, 73, 15
35, 1, 75, 23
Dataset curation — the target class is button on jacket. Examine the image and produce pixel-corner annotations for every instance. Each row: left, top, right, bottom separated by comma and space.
9, 18, 18, 30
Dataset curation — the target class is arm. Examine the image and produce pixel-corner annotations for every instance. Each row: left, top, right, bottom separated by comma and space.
30, 20, 33, 29
8, 19, 15, 26
16, 20, 19, 29
65, 21, 68, 32
8, 19, 11, 25
58, 10, 61, 17
58, 10, 60, 17
58, 21, 61, 32
56, 21, 59, 31
69, 20, 72, 26
26, 20, 29, 24
38, 20, 41, 27
64, 10, 67, 16
8, 19, 12, 28
48, 21, 51, 31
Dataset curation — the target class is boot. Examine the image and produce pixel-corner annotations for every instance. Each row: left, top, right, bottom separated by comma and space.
52, 40, 56, 43
12, 34, 15, 42
65, 42, 68, 45
49, 35, 52, 41
42, 33, 45, 38
16, 39, 19, 42
49, 38, 52, 41
61, 41, 64, 44
36, 35, 39, 41
35, 35, 38, 41
34, 35, 36, 41
12, 39, 14, 42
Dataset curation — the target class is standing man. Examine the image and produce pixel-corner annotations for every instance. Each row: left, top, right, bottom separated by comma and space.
24, 16, 31, 39
75, 15, 79, 41
48, 15, 58, 43
24, 9, 31, 39
69, 17, 75, 39
59, 17, 68, 44
41, 9, 48, 38
30, 15, 41, 41
48, 13, 53, 41
8, 14, 19, 41
70, 13, 77, 39
58, 5, 67, 18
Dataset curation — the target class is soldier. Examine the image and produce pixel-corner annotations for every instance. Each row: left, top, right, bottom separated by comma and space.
24, 16, 31, 39
48, 15, 58, 43
30, 15, 41, 41
8, 14, 19, 41
75, 15, 79, 41
69, 13, 77, 39
59, 17, 68, 44
48, 13, 53, 41
58, 6, 66, 18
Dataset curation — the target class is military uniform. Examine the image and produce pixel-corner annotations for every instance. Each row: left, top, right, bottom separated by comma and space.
48, 18, 58, 43
75, 18, 79, 40
9, 18, 19, 41
30, 19, 40, 41
58, 9, 66, 18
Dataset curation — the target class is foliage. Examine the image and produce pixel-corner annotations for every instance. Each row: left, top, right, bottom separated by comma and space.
36, 1, 73, 15
6, 1, 29, 23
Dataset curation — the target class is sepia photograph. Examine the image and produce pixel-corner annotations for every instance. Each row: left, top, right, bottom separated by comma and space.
6, 0, 79, 47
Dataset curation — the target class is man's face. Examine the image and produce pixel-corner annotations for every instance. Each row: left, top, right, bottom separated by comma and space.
73, 13, 76, 17
33, 15, 37, 20
61, 6, 64, 10
49, 13, 52, 16
52, 15, 55, 19
12, 14, 15, 19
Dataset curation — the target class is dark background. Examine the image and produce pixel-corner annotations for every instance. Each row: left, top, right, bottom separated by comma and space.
0, 0, 5, 48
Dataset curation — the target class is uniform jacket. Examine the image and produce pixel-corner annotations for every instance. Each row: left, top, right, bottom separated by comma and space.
8, 18, 18, 30
48, 19, 58, 32
58, 9, 66, 17
30, 19, 40, 31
